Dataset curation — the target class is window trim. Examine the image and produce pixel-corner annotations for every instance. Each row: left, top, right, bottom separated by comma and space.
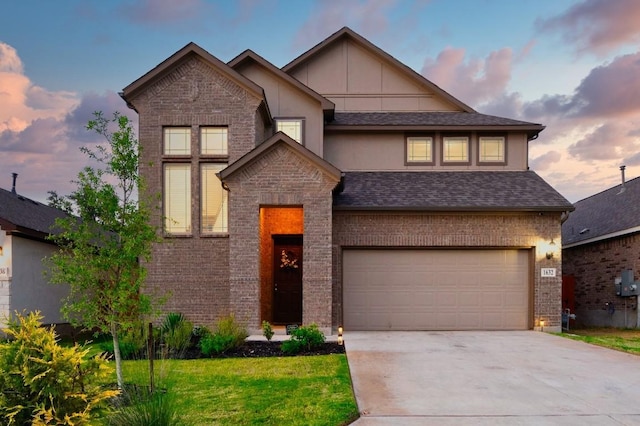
477, 133, 507, 165
441, 133, 471, 165
275, 117, 305, 145
162, 126, 192, 158
405, 134, 435, 165
199, 161, 228, 236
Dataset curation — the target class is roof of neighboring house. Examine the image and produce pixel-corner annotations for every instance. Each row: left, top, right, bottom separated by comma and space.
0, 188, 68, 240
282, 27, 475, 113
333, 171, 574, 212
562, 176, 640, 248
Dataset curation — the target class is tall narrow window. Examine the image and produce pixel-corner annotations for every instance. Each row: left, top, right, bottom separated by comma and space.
442, 136, 470, 163
164, 127, 191, 155
201, 127, 228, 156
164, 164, 191, 234
201, 163, 228, 233
276, 119, 303, 144
406, 136, 434, 164
479, 136, 506, 163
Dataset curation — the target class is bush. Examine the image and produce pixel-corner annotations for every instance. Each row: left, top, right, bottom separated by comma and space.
0, 311, 119, 425
99, 324, 147, 360
108, 387, 188, 426
160, 313, 193, 358
200, 314, 248, 356
281, 323, 325, 355
262, 320, 274, 341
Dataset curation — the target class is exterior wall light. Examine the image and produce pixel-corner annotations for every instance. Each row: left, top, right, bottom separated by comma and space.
338, 326, 344, 345
539, 319, 545, 332
545, 239, 556, 259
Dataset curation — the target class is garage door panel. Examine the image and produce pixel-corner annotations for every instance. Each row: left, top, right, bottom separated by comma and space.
343, 249, 530, 330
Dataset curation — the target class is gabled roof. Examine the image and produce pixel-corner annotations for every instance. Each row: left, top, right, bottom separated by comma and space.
228, 49, 335, 118
121, 42, 272, 124
218, 132, 341, 182
562, 176, 640, 248
0, 188, 68, 241
333, 171, 574, 212
327, 112, 545, 139
282, 27, 475, 113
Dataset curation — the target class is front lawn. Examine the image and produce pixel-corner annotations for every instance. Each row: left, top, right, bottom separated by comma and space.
559, 328, 640, 355
113, 354, 359, 425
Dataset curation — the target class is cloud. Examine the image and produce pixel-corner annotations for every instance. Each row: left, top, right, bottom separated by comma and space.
530, 150, 562, 171
421, 47, 513, 106
567, 123, 640, 162
291, 0, 398, 51
537, 0, 640, 56
119, 0, 212, 25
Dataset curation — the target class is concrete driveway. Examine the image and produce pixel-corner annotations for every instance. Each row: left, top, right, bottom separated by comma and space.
345, 331, 640, 425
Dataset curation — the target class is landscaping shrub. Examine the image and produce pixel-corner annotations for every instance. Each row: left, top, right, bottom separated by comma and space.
99, 324, 147, 360
160, 312, 193, 358
199, 314, 248, 356
281, 323, 325, 355
262, 320, 274, 341
107, 387, 189, 426
0, 311, 118, 425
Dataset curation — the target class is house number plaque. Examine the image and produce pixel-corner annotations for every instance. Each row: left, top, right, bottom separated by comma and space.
0, 266, 10, 279
541, 268, 556, 277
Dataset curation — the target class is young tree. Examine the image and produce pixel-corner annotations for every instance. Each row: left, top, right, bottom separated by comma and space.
48, 111, 157, 389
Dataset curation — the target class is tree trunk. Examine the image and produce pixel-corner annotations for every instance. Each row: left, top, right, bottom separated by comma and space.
111, 322, 124, 390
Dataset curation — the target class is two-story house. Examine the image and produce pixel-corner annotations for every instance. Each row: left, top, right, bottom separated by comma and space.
121, 27, 573, 333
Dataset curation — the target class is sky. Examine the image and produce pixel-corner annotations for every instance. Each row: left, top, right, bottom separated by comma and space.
1, 0, 640, 204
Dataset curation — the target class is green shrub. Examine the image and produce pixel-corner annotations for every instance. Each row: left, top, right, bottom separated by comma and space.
199, 314, 248, 356
160, 313, 193, 358
281, 323, 325, 355
262, 320, 274, 341
0, 311, 119, 425
108, 387, 188, 426
99, 324, 147, 360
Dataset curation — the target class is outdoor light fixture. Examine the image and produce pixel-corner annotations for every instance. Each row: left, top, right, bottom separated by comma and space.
338, 326, 344, 345
545, 239, 556, 260
539, 319, 545, 332
0, 246, 3, 256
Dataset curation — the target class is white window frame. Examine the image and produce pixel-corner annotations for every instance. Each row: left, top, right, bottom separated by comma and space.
275, 118, 304, 144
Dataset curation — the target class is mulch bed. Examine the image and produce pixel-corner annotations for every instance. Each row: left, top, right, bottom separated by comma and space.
179, 340, 345, 359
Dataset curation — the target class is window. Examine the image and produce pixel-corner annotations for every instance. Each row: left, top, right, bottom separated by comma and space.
201, 163, 228, 233
276, 119, 303, 144
164, 164, 191, 234
201, 127, 228, 156
164, 127, 191, 155
406, 136, 434, 164
479, 136, 506, 163
442, 135, 470, 163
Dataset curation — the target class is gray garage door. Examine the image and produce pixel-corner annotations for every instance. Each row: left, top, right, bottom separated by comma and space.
343, 249, 530, 330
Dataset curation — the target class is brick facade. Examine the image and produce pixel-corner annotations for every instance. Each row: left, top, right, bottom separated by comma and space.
333, 212, 564, 330
563, 233, 640, 327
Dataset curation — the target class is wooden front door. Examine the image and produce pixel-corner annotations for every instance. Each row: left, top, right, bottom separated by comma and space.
273, 235, 303, 324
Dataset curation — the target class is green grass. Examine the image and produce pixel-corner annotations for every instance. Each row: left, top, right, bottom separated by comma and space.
559, 328, 640, 355
107, 355, 359, 425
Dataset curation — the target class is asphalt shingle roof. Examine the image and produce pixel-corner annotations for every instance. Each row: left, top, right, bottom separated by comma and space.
562, 176, 640, 246
329, 112, 542, 127
333, 171, 573, 211
0, 188, 68, 237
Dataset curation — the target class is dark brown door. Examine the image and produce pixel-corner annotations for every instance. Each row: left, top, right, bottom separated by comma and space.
273, 235, 302, 324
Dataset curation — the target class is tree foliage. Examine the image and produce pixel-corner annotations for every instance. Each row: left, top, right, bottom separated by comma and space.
47, 111, 158, 389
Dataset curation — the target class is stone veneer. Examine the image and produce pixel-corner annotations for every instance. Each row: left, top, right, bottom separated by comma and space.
563, 233, 640, 328
332, 212, 564, 331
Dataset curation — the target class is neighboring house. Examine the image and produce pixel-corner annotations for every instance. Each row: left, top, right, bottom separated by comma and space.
0, 184, 70, 329
121, 27, 573, 333
562, 168, 640, 328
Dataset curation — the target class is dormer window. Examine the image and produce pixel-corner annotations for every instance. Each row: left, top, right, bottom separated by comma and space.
276, 118, 304, 144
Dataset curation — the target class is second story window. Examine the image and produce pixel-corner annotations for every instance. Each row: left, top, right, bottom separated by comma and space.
164, 127, 191, 156
442, 135, 470, 164
406, 136, 434, 164
276, 118, 303, 144
201, 127, 228, 156
478, 136, 506, 164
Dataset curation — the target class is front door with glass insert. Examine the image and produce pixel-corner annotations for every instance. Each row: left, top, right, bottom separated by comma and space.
272, 235, 302, 324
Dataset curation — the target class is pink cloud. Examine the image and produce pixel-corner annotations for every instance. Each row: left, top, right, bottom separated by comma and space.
530, 150, 562, 171
421, 47, 512, 106
537, 0, 640, 55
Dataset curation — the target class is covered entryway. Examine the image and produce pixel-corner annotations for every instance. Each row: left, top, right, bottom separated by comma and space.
343, 249, 531, 330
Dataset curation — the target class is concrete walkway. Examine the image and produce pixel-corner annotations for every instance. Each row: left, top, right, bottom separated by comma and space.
345, 331, 640, 425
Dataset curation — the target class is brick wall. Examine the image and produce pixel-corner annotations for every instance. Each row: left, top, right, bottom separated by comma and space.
129, 55, 265, 326
333, 212, 563, 330
563, 233, 640, 327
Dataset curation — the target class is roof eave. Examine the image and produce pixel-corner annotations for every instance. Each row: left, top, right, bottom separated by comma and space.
332, 205, 574, 212
325, 124, 546, 132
